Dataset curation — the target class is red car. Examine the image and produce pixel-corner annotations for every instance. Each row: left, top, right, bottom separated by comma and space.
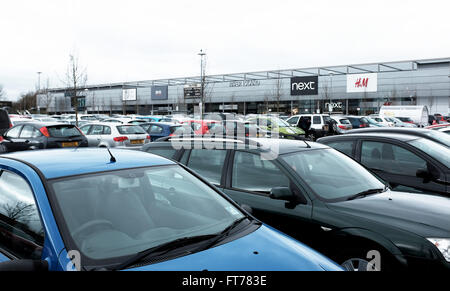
182, 120, 221, 135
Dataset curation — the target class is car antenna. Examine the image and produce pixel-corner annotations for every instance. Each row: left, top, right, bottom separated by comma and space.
302, 139, 311, 148
106, 147, 117, 163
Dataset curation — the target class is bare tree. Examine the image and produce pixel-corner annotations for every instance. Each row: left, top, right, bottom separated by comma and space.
2, 202, 35, 223
272, 73, 283, 113
65, 54, 87, 126
0, 84, 5, 100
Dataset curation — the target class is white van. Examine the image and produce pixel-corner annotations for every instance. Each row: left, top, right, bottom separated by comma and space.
379, 106, 429, 127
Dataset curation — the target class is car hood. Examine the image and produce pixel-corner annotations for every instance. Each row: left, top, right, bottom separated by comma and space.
130, 225, 342, 271
328, 191, 450, 238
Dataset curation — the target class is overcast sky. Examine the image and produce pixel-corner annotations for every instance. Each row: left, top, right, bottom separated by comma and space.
1, 0, 449, 100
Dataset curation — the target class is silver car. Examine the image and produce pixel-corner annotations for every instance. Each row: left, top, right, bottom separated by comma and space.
79, 123, 150, 148
329, 116, 353, 134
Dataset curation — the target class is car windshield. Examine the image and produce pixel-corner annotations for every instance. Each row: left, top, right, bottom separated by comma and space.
117, 125, 146, 135
282, 149, 385, 201
421, 130, 450, 147
50, 165, 245, 264
47, 125, 82, 137
408, 138, 450, 168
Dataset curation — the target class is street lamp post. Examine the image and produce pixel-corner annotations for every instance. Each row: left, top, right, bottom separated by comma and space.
198, 49, 206, 120
37, 72, 42, 114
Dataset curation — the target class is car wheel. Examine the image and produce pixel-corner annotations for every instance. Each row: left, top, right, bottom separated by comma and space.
341, 258, 375, 271
337, 248, 397, 272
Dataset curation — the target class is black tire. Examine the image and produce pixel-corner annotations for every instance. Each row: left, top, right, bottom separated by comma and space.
335, 247, 398, 272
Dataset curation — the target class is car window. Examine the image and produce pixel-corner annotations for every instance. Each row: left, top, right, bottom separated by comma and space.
361, 141, 427, 176
191, 123, 202, 132
103, 126, 111, 135
187, 150, 227, 185
6, 126, 22, 138
313, 116, 321, 125
287, 116, 299, 125
326, 141, 355, 157
50, 166, 244, 264
282, 149, 384, 201
90, 125, 104, 135
0, 170, 44, 259
232, 151, 290, 193
48, 126, 82, 137
19, 125, 35, 139
146, 148, 177, 160
150, 125, 164, 134
116, 125, 146, 135
80, 125, 91, 135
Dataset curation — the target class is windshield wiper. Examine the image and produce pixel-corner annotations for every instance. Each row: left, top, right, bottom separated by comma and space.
346, 187, 387, 201
110, 218, 252, 271
111, 234, 217, 271
197, 217, 251, 251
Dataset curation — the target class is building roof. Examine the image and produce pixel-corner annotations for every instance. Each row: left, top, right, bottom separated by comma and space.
44, 57, 450, 92
1, 148, 175, 179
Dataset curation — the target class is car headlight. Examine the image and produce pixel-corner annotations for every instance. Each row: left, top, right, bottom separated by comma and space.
427, 238, 450, 262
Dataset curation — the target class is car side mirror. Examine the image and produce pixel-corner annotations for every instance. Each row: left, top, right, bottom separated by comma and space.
270, 187, 293, 201
0, 260, 48, 271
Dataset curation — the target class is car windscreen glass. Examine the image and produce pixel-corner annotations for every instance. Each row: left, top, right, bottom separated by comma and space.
47, 126, 82, 138
281, 149, 385, 201
117, 125, 146, 135
408, 138, 450, 168
421, 130, 450, 147
49, 165, 245, 265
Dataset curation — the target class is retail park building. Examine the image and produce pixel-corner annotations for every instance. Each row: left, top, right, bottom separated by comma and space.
38, 57, 450, 116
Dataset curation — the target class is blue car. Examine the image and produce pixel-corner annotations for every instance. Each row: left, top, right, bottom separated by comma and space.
140, 122, 194, 142
0, 149, 341, 271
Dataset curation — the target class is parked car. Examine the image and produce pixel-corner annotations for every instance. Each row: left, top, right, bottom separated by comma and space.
346, 116, 370, 129
182, 120, 222, 135
369, 115, 395, 127
345, 127, 450, 148
318, 133, 450, 196
0, 109, 11, 136
384, 117, 417, 128
79, 123, 150, 148
397, 117, 416, 125
247, 116, 305, 139
140, 122, 194, 142
142, 137, 450, 271
379, 106, 429, 127
329, 116, 353, 134
285, 114, 329, 140
366, 117, 384, 127
0, 149, 341, 271
220, 121, 267, 138
0, 123, 88, 153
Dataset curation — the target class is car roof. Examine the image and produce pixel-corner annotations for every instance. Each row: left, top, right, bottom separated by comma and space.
319, 132, 419, 142
1, 148, 175, 179
347, 127, 436, 135
146, 137, 329, 155
14, 122, 73, 128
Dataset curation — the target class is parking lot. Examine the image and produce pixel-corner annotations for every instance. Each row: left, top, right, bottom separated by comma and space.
0, 110, 449, 272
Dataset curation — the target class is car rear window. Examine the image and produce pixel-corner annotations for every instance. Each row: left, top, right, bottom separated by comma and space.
117, 125, 146, 135
48, 125, 82, 138
170, 126, 192, 134
340, 119, 351, 125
